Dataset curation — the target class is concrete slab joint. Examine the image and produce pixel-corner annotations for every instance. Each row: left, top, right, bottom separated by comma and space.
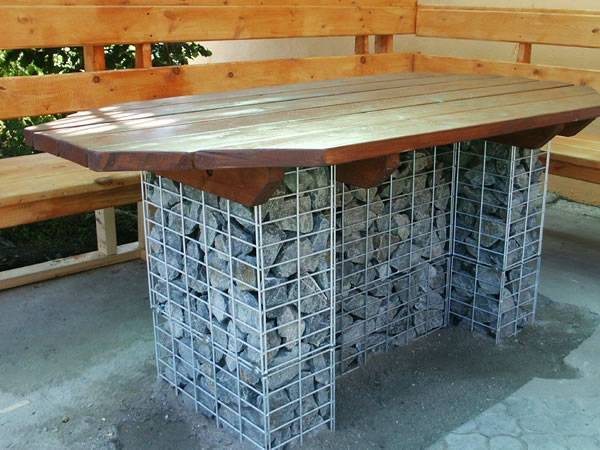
141, 140, 549, 449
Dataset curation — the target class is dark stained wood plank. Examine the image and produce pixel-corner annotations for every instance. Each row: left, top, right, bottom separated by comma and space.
157, 168, 285, 206
25, 73, 600, 173
337, 155, 401, 188
28, 72, 453, 134
82, 85, 590, 156
39, 76, 542, 148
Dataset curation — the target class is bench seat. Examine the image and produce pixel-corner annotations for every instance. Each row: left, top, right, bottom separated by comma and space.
0, 153, 143, 290
0, 153, 141, 229
549, 132, 600, 185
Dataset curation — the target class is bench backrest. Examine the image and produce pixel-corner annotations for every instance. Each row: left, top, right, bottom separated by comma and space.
414, 5, 600, 91
0, 0, 417, 120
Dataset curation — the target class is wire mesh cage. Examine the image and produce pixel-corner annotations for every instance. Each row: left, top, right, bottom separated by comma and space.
450, 140, 549, 341
335, 145, 455, 375
453, 141, 549, 270
143, 167, 336, 450
141, 140, 549, 448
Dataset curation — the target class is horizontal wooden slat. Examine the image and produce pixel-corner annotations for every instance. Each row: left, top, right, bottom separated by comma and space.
417, 6, 600, 48
551, 135, 600, 169
1, 5, 415, 49
0, 242, 142, 291
26, 74, 600, 171
49, 79, 565, 150
6, 0, 416, 4
0, 154, 140, 209
0, 53, 414, 120
414, 54, 600, 92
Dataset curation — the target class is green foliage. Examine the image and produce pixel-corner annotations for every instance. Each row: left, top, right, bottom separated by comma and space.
0, 43, 211, 158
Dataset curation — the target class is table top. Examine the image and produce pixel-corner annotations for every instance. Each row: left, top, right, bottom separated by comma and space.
25, 72, 600, 171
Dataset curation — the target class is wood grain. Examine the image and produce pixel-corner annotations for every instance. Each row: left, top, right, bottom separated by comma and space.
2, 5, 416, 49
414, 54, 600, 92
417, 6, 600, 48
25, 74, 600, 172
1, 53, 414, 120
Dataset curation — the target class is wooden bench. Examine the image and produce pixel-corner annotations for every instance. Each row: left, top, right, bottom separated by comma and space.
1, 1, 599, 291
0, 153, 143, 290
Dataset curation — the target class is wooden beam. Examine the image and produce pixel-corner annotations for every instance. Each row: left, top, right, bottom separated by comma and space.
1, 5, 416, 49
95, 207, 117, 256
8, 0, 417, 6
548, 158, 600, 184
413, 54, 600, 92
355, 36, 370, 54
517, 43, 532, 64
0, 242, 142, 291
489, 124, 564, 149
0, 53, 414, 120
135, 43, 152, 69
416, 6, 600, 48
157, 168, 285, 206
137, 201, 146, 256
559, 119, 595, 137
375, 35, 395, 53
337, 154, 401, 188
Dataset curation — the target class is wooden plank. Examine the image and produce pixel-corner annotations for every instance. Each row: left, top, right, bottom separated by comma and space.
0, 184, 141, 228
9, 0, 417, 5
548, 159, 600, 184
355, 36, 370, 54
185, 91, 600, 168
79, 83, 585, 156
517, 43, 532, 64
157, 167, 285, 206
61, 86, 600, 171
417, 6, 600, 48
0, 52, 414, 120
27, 72, 454, 134
1, 5, 416, 49
551, 136, 600, 169
135, 43, 153, 69
0, 154, 139, 209
0, 242, 142, 291
414, 54, 600, 91
45, 79, 564, 157
96, 207, 118, 255
375, 35, 395, 53
34, 75, 513, 138
337, 154, 401, 188
83, 46, 106, 71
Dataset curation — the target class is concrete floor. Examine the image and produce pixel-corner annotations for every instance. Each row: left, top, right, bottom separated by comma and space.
1, 199, 599, 450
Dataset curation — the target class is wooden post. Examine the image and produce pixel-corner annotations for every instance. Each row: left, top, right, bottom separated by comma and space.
83, 45, 119, 257
374, 35, 394, 53
135, 43, 152, 259
354, 36, 369, 54
517, 42, 532, 64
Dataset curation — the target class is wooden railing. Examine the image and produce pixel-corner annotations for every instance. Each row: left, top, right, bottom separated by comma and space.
0, 0, 417, 120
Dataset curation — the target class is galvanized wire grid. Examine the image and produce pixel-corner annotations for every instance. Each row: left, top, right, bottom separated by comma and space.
335, 146, 455, 375
143, 167, 336, 450
449, 141, 550, 341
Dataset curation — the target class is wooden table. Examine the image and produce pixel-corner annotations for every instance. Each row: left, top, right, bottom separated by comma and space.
25, 72, 600, 450
26, 72, 600, 206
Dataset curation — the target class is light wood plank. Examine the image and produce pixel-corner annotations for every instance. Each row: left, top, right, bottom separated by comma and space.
0, 243, 142, 291
417, 6, 600, 48
414, 54, 600, 91
0, 53, 414, 120
9, 0, 416, 5
96, 207, 118, 255
1, 5, 416, 49
0, 153, 139, 209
